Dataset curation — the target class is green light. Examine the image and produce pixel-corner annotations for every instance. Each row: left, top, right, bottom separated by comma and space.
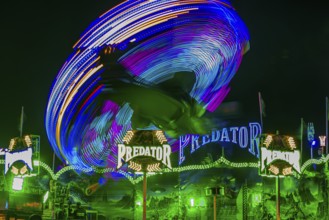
43, 191, 49, 203
33, 160, 40, 166
190, 198, 194, 207
12, 177, 24, 191
199, 197, 206, 207
251, 193, 262, 207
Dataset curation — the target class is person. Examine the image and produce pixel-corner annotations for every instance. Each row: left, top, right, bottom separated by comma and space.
73, 202, 86, 220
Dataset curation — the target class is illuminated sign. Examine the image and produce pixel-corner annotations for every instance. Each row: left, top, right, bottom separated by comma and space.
5, 148, 33, 174
319, 136, 326, 147
117, 130, 172, 171
117, 144, 172, 169
261, 148, 300, 174
179, 122, 262, 165
12, 177, 24, 191
260, 134, 300, 176
3, 136, 35, 175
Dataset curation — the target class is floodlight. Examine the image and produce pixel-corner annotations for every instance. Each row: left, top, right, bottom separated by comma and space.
20, 165, 28, 175
33, 160, 40, 166
11, 166, 19, 175
190, 198, 194, 207
12, 177, 24, 191
43, 191, 49, 203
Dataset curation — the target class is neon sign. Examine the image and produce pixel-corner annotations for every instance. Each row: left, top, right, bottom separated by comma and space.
3, 136, 35, 175
117, 130, 172, 171
319, 136, 326, 147
117, 144, 172, 169
5, 148, 33, 174
261, 148, 300, 174
179, 122, 262, 165
259, 134, 300, 176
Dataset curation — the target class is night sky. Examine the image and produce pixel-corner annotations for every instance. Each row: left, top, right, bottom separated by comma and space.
0, 0, 328, 165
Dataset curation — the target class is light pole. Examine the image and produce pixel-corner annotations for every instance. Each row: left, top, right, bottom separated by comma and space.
143, 170, 147, 220
276, 176, 280, 220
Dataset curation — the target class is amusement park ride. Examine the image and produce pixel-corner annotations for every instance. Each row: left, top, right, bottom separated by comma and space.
2, 0, 329, 219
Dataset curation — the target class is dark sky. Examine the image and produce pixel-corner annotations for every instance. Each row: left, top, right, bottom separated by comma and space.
0, 0, 328, 164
